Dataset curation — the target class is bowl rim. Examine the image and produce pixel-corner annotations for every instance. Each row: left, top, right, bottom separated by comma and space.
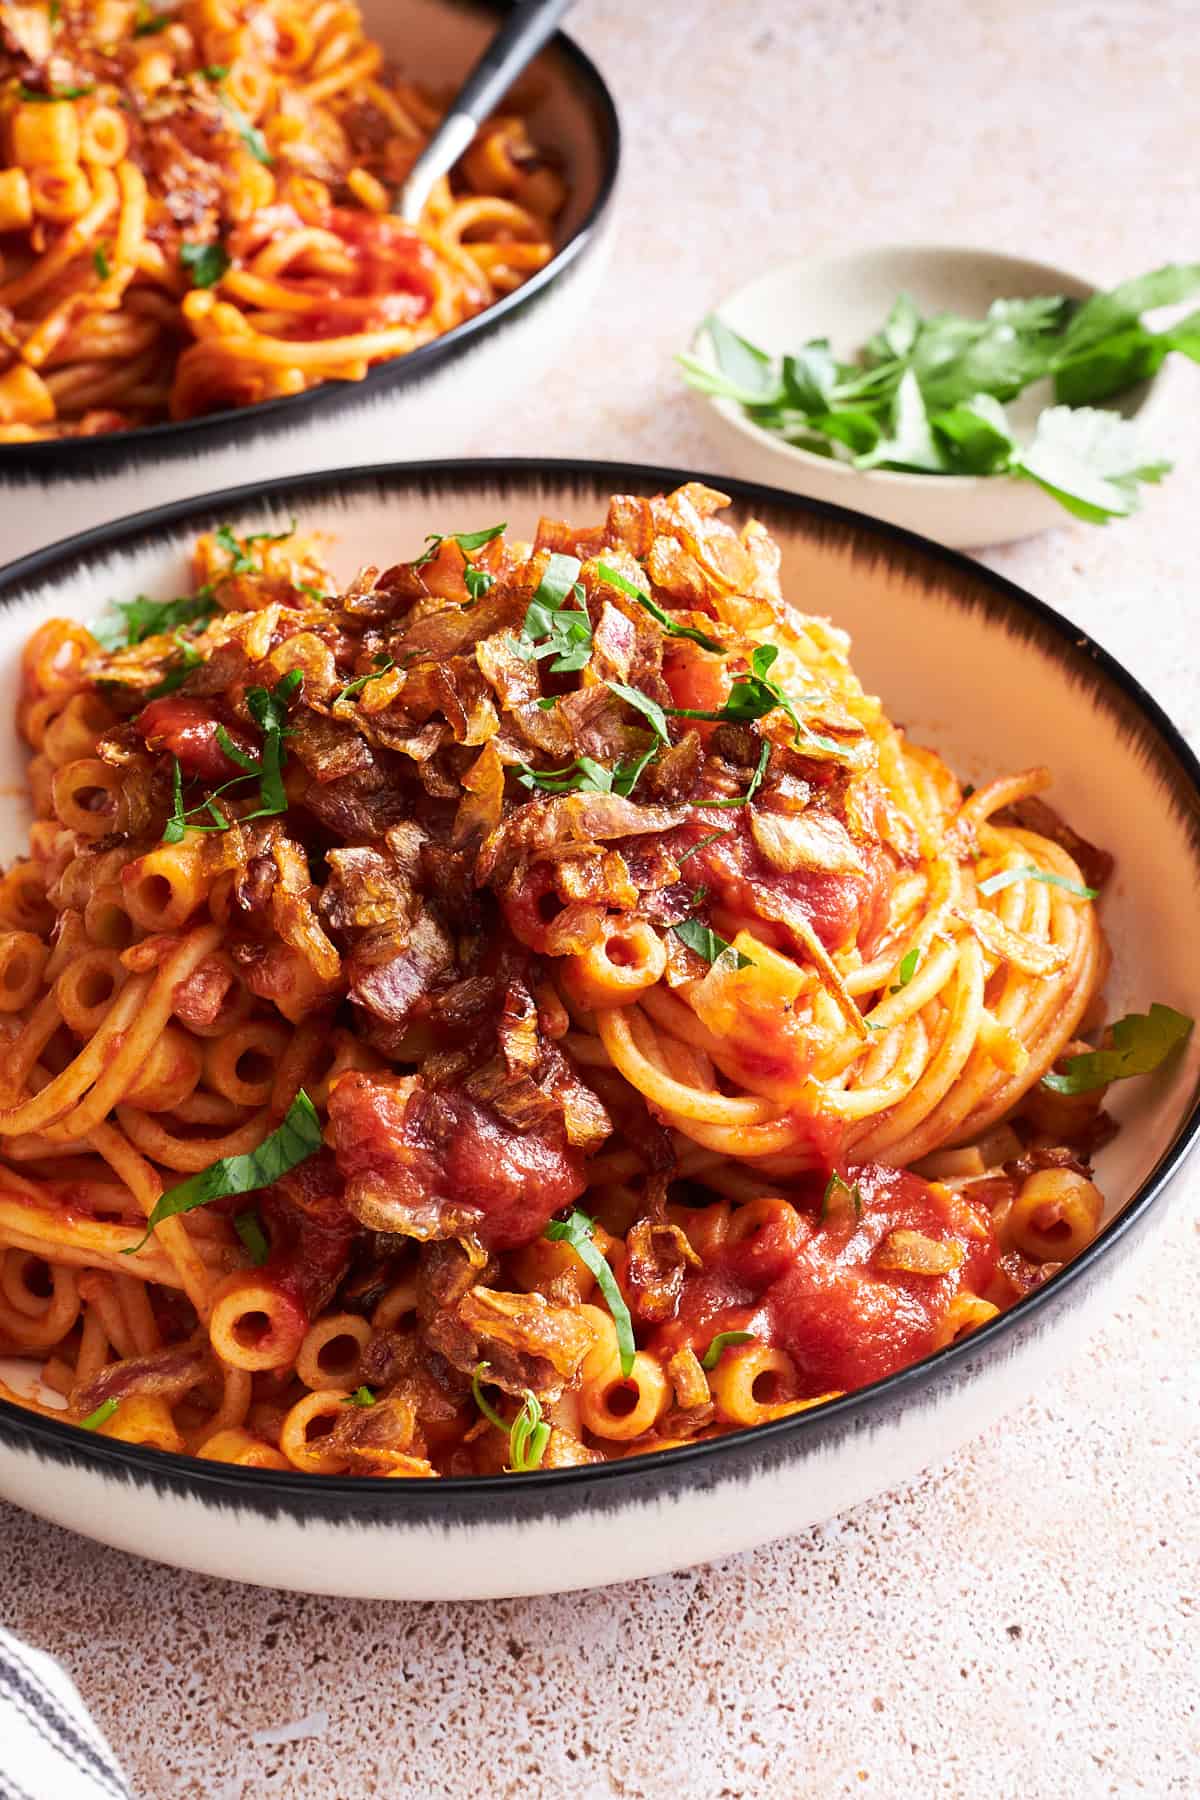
685, 241, 1158, 492
0, 2, 621, 474
2, 452, 1199, 1506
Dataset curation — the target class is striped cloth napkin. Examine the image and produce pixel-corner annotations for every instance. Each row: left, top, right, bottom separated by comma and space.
0, 1627, 132, 1800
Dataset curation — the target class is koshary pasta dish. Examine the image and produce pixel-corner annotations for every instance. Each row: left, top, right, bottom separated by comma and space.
0, 1, 564, 440
0, 484, 1190, 1477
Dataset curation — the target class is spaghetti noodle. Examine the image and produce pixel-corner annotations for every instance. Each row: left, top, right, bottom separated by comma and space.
0, 1, 565, 439
0, 484, 1188, 1476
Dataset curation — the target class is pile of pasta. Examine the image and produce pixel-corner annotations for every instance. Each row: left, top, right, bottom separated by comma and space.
0, 482, 1162, 1478
0, 0, 565, 439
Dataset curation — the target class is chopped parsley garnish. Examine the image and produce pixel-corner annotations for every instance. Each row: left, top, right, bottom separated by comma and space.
214, 518, 295, 575
672, 916, 753, 969
342, 1387, 377, 1408
413, 522, 507, 568
700, 1330, 756, 1371
543, 1210, 635, 1376
666, 645, 842, 754
133, 1, 169, 33
145, 629, 205, 699
594, 561, 724, 653
92, 245, 110, 281
79, 1398, 120, 1431
464, 566, 495, 603
605, 679, 669, 742
821, 1171, 863, 1224
233, 1209, 269, 1267
1041, 1004, 1193, 1095
509, 553, 592, 673
470, 1365, 551, 1472
696, 741, 771, 809
201, 64, 230, 82
517, 750, 653, 798
675, 828, 734, 865
17, 83, 94, 100
92, 586, 218, 651
218, 92, 272, 165
124, 1092, 322, 1252
889, 946, 921, 993
162, 669, 301, 841
180, 240, 229, 289
977, 864, 1097, 900
334, 656, 394, 705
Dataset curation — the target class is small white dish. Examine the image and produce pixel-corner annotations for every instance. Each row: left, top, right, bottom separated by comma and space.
684, 245, 1163, 550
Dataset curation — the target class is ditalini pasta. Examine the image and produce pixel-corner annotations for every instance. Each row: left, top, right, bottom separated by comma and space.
0, 484, 1191, 1476
0, 1, 565, 439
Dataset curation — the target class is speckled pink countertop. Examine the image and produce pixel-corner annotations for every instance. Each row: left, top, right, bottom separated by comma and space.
3, 2, 1199, 1795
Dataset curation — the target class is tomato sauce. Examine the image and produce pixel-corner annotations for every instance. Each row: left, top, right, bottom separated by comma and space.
657, 1165, 999, 1393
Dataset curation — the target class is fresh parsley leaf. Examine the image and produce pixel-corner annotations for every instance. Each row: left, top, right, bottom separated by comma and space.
92, 244, 111, 281
218, 92, 272, 165
889, 946, 921, 993
471, 1362, 509, 1432
880, 292, 921, 359
214, 518, 294, 573
180, 239, 229, 289
594, 561, 724, 653
700, 1330, 756, 1371
930, 393, 1014, 475
665, 645, 842, 756
543, 1211, 635, 1376
93, 587, 218, 650
342, 1386, 377, 1408
334, 656, 394, 704
605, 679, 670, 742
233, 1209, 269, 1266
672, 917, 753, 969
682, 314, 783, 405
509, 553, 592, 673
413, 522, 506, 566
470, 1365, 550, 1470
507, 1390, 551, 1473
133, 0, 169, 33
1011, 405, 1171, 523
201, 64, 230, 81
517, 755, 618, 796
79, 1398, 120, 1431
696, 741, 770, 808
858, 368, 945, 473
782, 340, 838, 412
675, 828, 734, 865
464, 566, 494, 603
145, 630, 204, 699
242, 669, 302, 817
977, 864, 1097, 900
821, 1171, 863, 1224
1057, 263, 1200, 360
1041, 1004, 1193, 1095
124, 1092, 322, 1251
17, 83, 93, 100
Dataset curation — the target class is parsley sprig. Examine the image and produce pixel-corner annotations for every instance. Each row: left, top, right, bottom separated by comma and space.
162, 669, 302, 842
93, 587, 218, 652
214, 519, 295, 576
977, 864, 1097, 900
821, 1171, 864, 1225
700, 1330, 756, 1371
595, 561, 723, 653
543, 1210, 635, 1376
509, 553, 592, 673
471, 1364, 552, 1472
672, 916, 753, 969
664, 645, 843, 754
681, 265, 1200, 522
1041, 1004, 1192, 1095
517, 749, 654, 798
124, 1091, 322, 1252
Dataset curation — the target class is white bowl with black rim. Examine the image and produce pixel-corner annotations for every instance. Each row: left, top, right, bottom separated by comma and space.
0, 458, 1198, 1600
0, 0, 620, 563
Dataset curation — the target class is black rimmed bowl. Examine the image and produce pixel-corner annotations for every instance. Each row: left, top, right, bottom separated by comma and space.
1, 458, 1198, 1600
0, 0, 620, 562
